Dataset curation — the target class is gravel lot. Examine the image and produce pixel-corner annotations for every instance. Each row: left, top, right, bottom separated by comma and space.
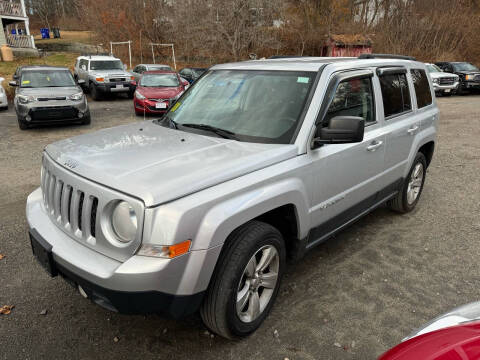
0, 94, 479, 360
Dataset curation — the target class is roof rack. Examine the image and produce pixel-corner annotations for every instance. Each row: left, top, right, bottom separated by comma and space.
268, 55, 308, 59
80, 53, 113, 58
359, 53, 416, 61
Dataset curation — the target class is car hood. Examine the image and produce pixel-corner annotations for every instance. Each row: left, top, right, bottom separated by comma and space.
91, 70, 132, 78
136, 86, 183, 99
45, 121, 298, 207
19, 86, 82, 97
429, 72, 458, 79
455, 70, 480, 75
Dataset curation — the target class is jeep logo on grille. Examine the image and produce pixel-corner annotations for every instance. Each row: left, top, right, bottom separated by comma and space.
63, 158, 79, 169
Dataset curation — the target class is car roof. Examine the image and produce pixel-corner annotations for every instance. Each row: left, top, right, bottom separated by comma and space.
22, 66, 70, 71
211, 57, 425, 72
141, 64, 171, 67
78, 55, 120, 61
143, 70, 178, 75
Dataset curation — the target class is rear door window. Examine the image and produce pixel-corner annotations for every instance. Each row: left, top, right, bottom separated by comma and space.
411, 69, 432, 109
379, 72, 411, 118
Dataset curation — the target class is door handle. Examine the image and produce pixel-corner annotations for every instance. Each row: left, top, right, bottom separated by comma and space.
367, 140, 383, 152
407, 125, 419, 135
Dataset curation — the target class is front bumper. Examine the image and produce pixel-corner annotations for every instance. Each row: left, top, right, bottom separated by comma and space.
95, 81, 134, 93
26, 188, 221, 317
433, 81, 459, 92
463, 80, 480, 89
0, 92, 7, 108
16, 98, 89, 123
134, 97, 170, 114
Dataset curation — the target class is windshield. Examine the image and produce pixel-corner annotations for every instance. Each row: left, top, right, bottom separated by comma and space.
192, 68, 207, 76
166, 70, 316, 144
90, 60, 123, 70
427, 64, 442, 73
140, 74, 180, 87
453, 63, 479, 71
20, 70, 75, 88
149, 66, 172, 71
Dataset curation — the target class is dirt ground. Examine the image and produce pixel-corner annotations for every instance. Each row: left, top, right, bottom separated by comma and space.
0, 94, 479, 359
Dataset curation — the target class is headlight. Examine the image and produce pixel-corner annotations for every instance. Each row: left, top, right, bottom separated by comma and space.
69, 92, 84, 101
111, 201, 137, 243
403, 302, 480, 341
135, 90, 145, 100
432, 78, 439, 84
137, 240, 191, 258
172, 91, 184, 101
17, 94, 35, 104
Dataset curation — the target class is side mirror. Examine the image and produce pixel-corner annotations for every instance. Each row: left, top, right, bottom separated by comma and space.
81, 65, 87, 71
313, 116, 364, 147
77, 79, 85, 85
12, 74, 18, 80
9, 81, 18, 87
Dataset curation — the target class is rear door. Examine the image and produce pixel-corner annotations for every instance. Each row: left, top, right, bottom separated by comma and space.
308, 70, 388, 245
380, 67, 433, 185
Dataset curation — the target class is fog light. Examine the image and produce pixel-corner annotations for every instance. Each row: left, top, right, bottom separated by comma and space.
78, 285, 88, 298
78, 111, 84, 118
25, 115, 31, 122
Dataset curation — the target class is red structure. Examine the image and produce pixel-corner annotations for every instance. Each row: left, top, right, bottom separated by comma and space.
322, 34, 372, 57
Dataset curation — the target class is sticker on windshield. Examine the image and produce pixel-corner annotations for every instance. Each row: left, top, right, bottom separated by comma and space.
22, 80, 30, 85
170, 102, 181, 112
297, 77, 310, 84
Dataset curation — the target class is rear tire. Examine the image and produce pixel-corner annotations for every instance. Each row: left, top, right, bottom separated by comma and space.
200, 221, 286, 339
388, 152, 427, 213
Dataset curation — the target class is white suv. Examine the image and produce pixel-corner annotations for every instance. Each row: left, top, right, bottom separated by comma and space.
73, 54, 135, 100
27, 54, 437, 339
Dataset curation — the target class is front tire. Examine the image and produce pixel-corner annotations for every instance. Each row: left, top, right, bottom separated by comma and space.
17, 117, 28, 130
89, 83, 101, 101
388, 152, 427, 213
200, 221, 286, 339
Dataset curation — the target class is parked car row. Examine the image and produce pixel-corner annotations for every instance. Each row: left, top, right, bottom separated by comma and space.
5, 53, 208, 129
427, 61, 480, 96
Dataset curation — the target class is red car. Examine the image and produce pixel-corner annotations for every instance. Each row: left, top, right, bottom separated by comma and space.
133, 70, 189, 116
380, 302, 480, 359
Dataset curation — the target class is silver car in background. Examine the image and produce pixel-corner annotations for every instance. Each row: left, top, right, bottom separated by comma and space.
10, 66, 90, 130
131, 64, 173, 82
425, 63, 459, 96
0, 77, 7, 110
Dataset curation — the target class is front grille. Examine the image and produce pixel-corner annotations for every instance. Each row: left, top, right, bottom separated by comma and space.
109, 78, 126, 82
41, 166, 98, 241
475, 75, 480, 82
31, 106, 78, 121
37, 97, 67, 101
439, 77, 456, 85
40, 154, 145, 262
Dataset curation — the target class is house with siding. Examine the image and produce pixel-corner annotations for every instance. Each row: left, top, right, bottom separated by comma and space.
0, 0, 35, 50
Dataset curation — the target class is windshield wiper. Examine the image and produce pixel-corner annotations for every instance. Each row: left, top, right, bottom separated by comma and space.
180, 123, 237, 140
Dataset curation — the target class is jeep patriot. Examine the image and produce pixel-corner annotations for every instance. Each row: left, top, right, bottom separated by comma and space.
26, 54, 438, 339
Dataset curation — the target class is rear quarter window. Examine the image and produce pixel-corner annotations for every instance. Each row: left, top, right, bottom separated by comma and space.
411, 69, 432, 109
379, 73, 411, 118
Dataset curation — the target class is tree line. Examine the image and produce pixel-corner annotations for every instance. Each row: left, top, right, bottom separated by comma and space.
26, 0, 480, 65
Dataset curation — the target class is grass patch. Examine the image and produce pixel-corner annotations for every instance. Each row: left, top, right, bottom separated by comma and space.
0, 52, 80, 100
34, 30, 97, 45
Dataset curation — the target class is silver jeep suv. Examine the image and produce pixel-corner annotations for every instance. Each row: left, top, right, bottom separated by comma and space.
73, 54, 135, 100
26, 54, 438, 339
